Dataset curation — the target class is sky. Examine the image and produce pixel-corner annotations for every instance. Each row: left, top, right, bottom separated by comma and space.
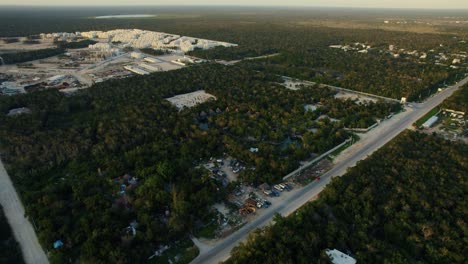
0, 0, 467, 9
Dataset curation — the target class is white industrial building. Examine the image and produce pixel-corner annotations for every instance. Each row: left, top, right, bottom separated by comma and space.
325, 249, 357, 264
138, 63, 161, 73
422, 115, 439, 129
144, 57, 162, 63
7, 107, 31, 116
171, 60, 186, 66
124, 65, 149, 75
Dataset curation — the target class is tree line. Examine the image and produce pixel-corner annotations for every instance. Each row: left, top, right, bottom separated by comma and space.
1, 47, 65, 64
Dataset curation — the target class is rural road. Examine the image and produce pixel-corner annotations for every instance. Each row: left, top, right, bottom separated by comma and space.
191, 75, 468, 264
0, 160, 49, 264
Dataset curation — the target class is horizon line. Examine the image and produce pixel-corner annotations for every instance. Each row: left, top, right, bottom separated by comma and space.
0, 5, 467, 10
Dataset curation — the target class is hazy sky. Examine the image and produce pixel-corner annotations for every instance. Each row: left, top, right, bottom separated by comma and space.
1, 0, 467, 9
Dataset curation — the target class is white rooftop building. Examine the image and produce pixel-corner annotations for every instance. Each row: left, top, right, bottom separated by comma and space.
124, 65, 149, 75
138, 63, 161, 72
7, 107, 31, 116
325, 249, 357, 264
422, 115, 439, 129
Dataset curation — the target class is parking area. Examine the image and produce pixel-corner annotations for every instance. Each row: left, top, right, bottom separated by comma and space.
197, 154, 334, 243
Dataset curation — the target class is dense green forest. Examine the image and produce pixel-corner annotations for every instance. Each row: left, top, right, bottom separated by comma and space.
0, 63, 399, 262
0, 205, 24, 264
56, 39, 97, 49
442, 84, 467, 113
0, 7, 465, 263
1, 47, 65, 64
226, 131, 467, 264
140, 48, 169, 56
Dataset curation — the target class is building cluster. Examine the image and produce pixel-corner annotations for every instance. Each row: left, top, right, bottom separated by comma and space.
387, 44, 466, 67
329, 42, 372, 53
87, 43, 121, 57
39, 29, 237, 52
330, 41, 466, 69
40, 32, 81, 41
77, 29, 237, 52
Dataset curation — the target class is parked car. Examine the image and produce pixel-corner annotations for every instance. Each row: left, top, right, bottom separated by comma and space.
271, 190, 280, 197
274, 185, 283, 192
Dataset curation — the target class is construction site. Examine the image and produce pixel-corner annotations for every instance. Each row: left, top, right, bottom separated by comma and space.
0, 29, 235, 95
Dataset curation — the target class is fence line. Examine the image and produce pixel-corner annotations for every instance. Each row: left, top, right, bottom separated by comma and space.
344, 122, 379, 133
283, 138, 352, 181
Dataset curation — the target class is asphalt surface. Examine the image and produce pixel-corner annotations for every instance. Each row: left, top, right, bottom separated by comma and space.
191, 75, 468, 264
0, 160, 49, 264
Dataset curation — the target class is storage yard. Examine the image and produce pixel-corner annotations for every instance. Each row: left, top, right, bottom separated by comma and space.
0, 29, 237, 95
422, 110, 467, 143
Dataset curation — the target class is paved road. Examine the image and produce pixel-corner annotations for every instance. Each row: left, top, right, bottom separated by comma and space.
0, 160, 49, 264
191, 75, 468, 264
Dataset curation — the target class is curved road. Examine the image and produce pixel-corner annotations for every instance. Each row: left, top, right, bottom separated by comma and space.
191, 75, 468, 264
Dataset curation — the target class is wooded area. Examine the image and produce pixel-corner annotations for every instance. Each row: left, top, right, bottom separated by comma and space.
1, 47, 65, 65
0, 205, 24, 264
0, 62, 400, 262
226, 131, 467, 264
442, 84, 467, 112
55, 39, 97, 49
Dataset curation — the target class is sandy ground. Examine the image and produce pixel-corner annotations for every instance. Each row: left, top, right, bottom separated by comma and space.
0, 159, 49, 264
334, 91, 378, 104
